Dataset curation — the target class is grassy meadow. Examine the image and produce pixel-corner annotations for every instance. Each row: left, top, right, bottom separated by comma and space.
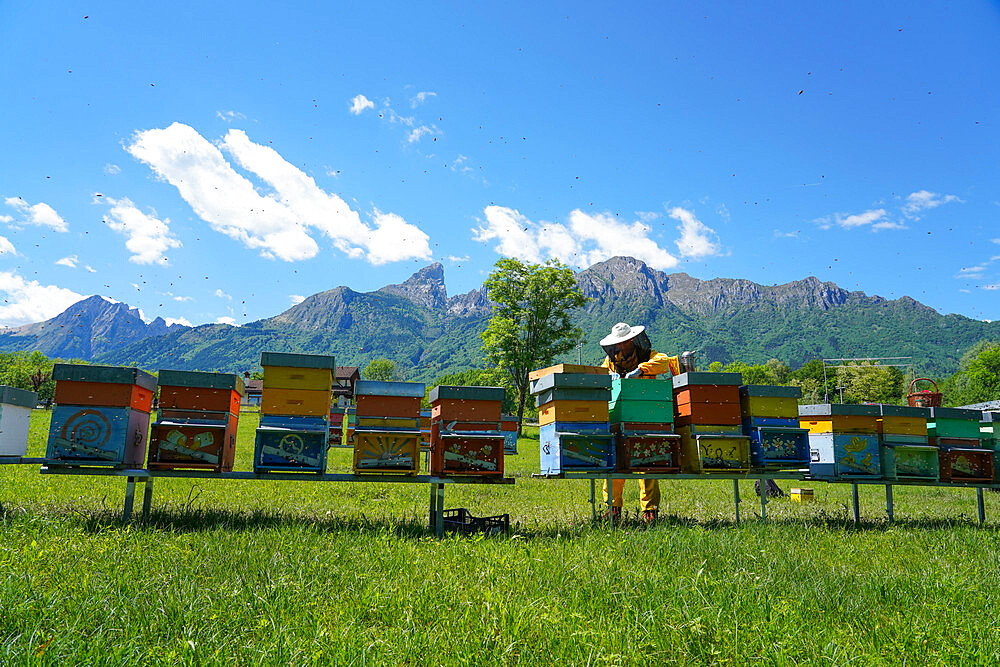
2, 408, 1000, 664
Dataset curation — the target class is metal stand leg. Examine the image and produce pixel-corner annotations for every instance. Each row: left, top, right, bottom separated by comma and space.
589, 479, 597, 521
606, 476, 614, 527
429, 483, 438, 531
733, 479, 741, 525
885, 485, 894, 524
142, 478, 154, 521
435, 484, 445, 538
852, 483, 860, 526
123, 476, 136, 521
978, 488, 986, 526
759, 478, 768, 522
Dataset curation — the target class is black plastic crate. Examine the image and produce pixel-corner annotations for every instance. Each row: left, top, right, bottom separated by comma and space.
442, 508, 510, 536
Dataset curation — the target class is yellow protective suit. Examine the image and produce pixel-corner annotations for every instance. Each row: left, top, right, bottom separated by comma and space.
601, 349, 680, 511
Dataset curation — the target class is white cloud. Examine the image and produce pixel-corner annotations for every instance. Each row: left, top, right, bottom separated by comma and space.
957, 264, 987, 277
407, 126, 433, 143
165, 316, 193, 327
473, 205, 683, 270
98, 195, 182, 265
446, 255, 469, 263
216, 110, 246, 123
0, 215, 11, 223
84, 265, 96, 273
349, 94, 375, 115
872, 220, 908, 231
172, 295, 193, 302
903, 190, 961, 217
773, 229, 799, 239
56, 255, 78, 268
215, 316, 237, 325
669, 207, 721, 258
992, 238, 1000, 245
0, 236, 16, 256
127, 123, 431, 264
290, 294, 305, 305
409, 91, 437, 108
0, 271, 84, 326
104, 163, 121, 175
215, 289, 232, 300
3, 197, 69, 232
839, 209, 888, 228
982, 283, 1000, 291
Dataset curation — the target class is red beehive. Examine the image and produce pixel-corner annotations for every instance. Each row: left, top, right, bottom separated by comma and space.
428, 385, 506, 476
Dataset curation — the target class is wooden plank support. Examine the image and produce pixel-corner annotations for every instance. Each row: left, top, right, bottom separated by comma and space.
885, 485, 894, 524
852, 483, 860, 525
589, 479, 596, 521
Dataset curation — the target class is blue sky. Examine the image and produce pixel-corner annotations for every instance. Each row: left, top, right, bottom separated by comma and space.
1, 2, 998, 329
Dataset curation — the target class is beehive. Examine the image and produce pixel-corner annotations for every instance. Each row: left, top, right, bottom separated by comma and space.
429, 385, 506, 476
929, 407, 993, 484
0, 385, 37, 458
539, 422, 615, 474
800, 404, 880, 479
46, 364, 157, 467
352, 380, 423, 475
878, 404, 937, 481
531, 371, 614, 474
501, 415, 518, 454
740, 385, 809, 470
148, 370, 245, 472
673, 372, 749, 472
608, 378, 678, 473
253, 352, 334, 473
790, 488, 815, 502
982, 412, 1000, 481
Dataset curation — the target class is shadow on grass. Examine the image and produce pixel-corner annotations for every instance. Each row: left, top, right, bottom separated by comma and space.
5, 500, 998, 541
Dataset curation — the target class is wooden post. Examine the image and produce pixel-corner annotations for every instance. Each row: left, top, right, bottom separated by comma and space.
885, 485, 894, 524
852, 483, 860, 526
589, 479, 597, 521
435, 483, 445, 538
428, 483, 438, 532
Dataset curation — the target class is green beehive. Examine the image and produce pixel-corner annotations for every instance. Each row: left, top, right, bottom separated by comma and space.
929, 407, 987, 440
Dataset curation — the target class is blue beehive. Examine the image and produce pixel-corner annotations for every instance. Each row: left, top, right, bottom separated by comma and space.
254, 414, 329, 473
47, 405, 150, 467
801, 404, 881, 480
539, 422, 614, 474
739, 386, 809, 470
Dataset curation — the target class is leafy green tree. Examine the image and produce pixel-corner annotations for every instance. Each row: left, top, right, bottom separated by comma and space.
723, 361, 771, 385
707, 361, 724, 372
764, 358, 790, 384
940, 341, 1000, 406
481, 258, 587, 434
835, 362, 905, 404
363, 358, 398, 382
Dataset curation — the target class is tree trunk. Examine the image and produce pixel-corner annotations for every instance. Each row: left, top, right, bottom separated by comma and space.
515, 383, 527, 438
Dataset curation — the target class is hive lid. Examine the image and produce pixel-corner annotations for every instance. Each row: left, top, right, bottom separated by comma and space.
798, 403, 881, 417
528, 364, 606, 381
259, 351, 336, 370
929, 406, 984, 421
157, 369, 245, 395
428, 385, 506, 403
529, 372, 611, 394
0, 384, 37, 408
354, 380, 425, 397
671, 372, 743, 389
878, 404, 930, 418
739, 385, 802, 399
53, 363, 158, 391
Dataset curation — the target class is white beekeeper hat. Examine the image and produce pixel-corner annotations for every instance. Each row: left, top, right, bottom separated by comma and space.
600, 322, 645, 347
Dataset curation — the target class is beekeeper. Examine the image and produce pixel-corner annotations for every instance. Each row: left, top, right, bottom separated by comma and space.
600, 322, 682, 523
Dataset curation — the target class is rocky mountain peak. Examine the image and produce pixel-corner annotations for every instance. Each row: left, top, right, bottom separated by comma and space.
378, 262, 449, 310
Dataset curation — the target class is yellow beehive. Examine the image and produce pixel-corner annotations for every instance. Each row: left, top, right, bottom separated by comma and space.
879, 416, 927, 436
537, 400, 610, 425
261, 387, 332, 416
740, 396, 799, 419
790, 488, 814, 502
262, 366, 333, 391
801, 415, 878, 434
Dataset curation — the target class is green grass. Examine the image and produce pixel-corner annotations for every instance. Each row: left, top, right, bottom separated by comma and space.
2, 409, 1000, 664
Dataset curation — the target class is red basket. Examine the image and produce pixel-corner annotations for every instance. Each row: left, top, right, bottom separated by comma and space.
907, 378, 943, 408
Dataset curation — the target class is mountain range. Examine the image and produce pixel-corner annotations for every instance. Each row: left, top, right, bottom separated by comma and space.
1, 257, 996, 378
